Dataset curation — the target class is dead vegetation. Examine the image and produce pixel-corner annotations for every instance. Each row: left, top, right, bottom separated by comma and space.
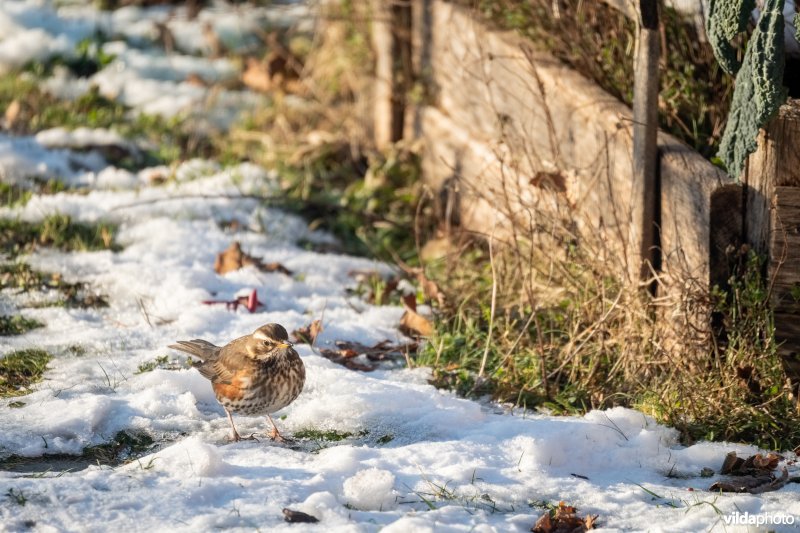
459, 0, 734, 160
224, 1, 799, 450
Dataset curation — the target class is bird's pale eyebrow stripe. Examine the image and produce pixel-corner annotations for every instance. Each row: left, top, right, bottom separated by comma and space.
253, 329, 270, 341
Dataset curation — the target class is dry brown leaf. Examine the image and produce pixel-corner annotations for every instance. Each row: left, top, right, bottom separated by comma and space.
185, 73, 208, 87
532, 502, 597, 532
317, 348, 376, 371
261, 262, 293, 275
753, 453, 781, 470
378, 278, 399, 305
400, 309, 434, 337
710, 467, 789, 493
282, 508, 319, 524
215, 241, 246, 274
721, 451, 782, 475
214, 241, 292, 276
332, 340, 417, 361
532, 512, 552, 533
417, 271, 444, 307
401, 292, 417, 312
242, 58, 273, 93
4, 99, 21, 128
292, 319, 324, 346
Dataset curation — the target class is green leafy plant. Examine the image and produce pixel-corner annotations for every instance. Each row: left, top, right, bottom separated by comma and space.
708, 0, 790, 176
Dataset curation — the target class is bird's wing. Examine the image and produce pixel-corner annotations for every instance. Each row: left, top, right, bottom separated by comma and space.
167, 339, 220, 360
200, 337, 254, 384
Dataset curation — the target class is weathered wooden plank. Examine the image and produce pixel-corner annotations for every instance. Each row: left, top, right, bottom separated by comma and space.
772, 314, 800, 381
743, 100, 800, 255
744, 101, 800, 386
769, 187, 800, 319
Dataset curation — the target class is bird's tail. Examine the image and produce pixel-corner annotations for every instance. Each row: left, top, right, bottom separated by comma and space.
168, 339, 219, 360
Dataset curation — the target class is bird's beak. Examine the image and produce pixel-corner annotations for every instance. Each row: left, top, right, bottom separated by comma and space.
277, 341, 293, 349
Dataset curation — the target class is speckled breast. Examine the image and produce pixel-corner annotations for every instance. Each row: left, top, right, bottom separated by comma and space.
213, 351, 305, 416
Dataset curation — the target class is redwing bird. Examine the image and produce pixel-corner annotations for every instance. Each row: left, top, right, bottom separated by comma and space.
169, 323, 305, 442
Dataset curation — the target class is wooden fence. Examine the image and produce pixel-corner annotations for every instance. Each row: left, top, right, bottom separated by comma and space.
369, 0, 800, 379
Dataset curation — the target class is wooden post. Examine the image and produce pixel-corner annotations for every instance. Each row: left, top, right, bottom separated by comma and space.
631, 0, 660, 284
372, 0, 412, 149
744, 100, 800, 387
406, 0, 432, 139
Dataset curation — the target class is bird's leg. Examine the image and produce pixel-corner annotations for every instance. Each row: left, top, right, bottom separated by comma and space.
224, 407, 258, 442
267, 414, 288, 443
224, 407, 242, 442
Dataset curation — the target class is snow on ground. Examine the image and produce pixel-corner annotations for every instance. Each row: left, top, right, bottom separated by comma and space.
2, 0, 309, 126
3, 161, 798, 531
1, 1, 799, 532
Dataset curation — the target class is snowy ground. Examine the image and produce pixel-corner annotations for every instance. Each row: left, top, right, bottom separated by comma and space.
1, 1, 799, 532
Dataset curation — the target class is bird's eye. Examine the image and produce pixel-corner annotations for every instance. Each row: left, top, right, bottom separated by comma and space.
263, 340, 271, 347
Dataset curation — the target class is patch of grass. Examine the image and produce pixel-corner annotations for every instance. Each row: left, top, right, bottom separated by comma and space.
0, 75, 220, 168
225, 2, 433, 264
135, 355, 170, 374
81, 430, 155, 465
643, 252, 800, 449
0, 349, 51, 397
399, 475, 511, 514
0, 262, 108, 309
0, 430, 156, 473
376, 434, 394, 444
274, 142, 430, 262
0, 315, 44, 336
0, 183, 32, 208
294, 428, 368, 442
459, 0, 734, 159
414, 207, 800, 449
5, 488, 27, 506
0, 179, 67, 208
25, 34, 116, 78
0, 214, 119, 258
135, 355, 192, 374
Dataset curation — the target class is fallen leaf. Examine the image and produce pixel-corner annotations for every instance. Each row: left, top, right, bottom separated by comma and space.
4, 99, 21, 128
721, 451, 781, 475
242, 57, 273, 93
262, 262, 293, 275
401, 292, 417, 312
532, 512, 552, 533
378, 277, 399, 305
282, 508, 319, 524
532, 501, 597, 532
292, 319, 324, 346
332, 340, 417, 361
753, 453, 781, 470
185, 72, 208, 87
214, 241, 292, 276
709, 467, 789, 494
317, 348, 376, 371
400, 309, 434, 337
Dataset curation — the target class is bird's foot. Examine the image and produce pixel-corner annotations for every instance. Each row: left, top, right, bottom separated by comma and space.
227, 432, 259, 443
268, 429, 292, 443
